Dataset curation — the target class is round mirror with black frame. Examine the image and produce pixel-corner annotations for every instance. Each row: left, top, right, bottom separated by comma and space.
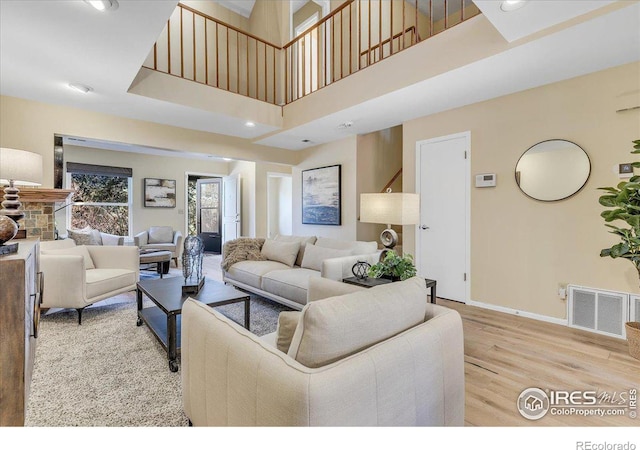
515, 139, 591, 202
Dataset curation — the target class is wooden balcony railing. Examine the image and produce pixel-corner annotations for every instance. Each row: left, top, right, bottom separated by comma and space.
145, 3, 282, 104
143, 1, 480, 106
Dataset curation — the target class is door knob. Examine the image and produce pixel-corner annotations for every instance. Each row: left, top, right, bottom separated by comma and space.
420, 225, 430, 230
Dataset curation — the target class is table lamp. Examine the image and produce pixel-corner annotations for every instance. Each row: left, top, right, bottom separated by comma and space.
0, 147, 43, 254
360, 189, 420, 259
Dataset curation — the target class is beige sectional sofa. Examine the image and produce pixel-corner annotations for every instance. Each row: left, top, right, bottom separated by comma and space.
222, 235, 381, 310
182, 276, 465, 426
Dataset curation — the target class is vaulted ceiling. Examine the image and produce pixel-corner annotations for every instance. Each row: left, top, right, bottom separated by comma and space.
1, 1, 638, 156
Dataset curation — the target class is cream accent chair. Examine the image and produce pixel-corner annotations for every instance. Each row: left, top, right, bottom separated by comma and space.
182, 277, 465, 426
40, 239, 139, 324
134, 226, 183, 267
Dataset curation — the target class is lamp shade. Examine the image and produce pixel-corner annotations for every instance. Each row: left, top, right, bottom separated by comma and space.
0, 147, 43, 186
360, 193, 420, 225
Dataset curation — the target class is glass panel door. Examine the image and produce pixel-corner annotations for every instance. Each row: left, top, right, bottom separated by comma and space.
196, 178, 222, 253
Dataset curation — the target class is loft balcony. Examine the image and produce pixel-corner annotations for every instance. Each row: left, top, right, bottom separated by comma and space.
140, 0, 480, 106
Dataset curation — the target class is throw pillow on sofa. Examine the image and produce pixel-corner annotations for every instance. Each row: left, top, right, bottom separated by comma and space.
275, 311, 300, 353
67, 227, 102, 246
148, 226, 173, 244
300, 243, 351, 272
287, 276, 428, 368
261, 239, 300, 267
274, 234, 317, 266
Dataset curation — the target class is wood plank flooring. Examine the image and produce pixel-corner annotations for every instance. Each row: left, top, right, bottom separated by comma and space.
439, 298, 639, 426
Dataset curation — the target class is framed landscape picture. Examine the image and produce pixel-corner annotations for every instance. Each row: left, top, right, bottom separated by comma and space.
144, 178, 176, 208
302, 165, 341, 225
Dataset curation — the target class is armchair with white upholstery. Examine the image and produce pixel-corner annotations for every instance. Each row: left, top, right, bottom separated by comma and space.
39, 239, 139, 324
134, 226, 183, 267
182, 276, 465, 426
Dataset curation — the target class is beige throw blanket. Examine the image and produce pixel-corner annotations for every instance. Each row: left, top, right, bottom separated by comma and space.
221, 238, 266, 271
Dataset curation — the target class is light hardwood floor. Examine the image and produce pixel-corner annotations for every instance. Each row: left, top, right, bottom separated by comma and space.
439, 298, 639, 426
161, 255, 640, 426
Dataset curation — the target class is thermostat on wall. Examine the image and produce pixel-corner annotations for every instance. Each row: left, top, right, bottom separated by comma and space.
475, 173, 496, 188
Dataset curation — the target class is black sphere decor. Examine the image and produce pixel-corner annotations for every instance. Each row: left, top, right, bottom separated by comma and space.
352, 261, 371, 279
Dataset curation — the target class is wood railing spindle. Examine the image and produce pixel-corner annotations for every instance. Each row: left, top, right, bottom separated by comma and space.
143, 1, 480, 105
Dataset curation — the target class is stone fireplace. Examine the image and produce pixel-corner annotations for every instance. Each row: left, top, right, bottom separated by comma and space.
16, 188, 73, 241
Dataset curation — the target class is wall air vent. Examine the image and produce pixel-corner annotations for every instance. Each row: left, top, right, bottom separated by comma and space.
568, 285, 629, 339
631, 295, 640, 323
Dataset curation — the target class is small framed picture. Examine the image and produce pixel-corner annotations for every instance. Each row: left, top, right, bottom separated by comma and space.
144, 178, 176, 208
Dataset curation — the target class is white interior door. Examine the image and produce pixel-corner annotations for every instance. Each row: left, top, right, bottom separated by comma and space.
416, 132, 470, 303
222, 174, 241, 244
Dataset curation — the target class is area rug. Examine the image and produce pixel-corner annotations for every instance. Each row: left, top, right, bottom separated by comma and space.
25, 290, 291, 427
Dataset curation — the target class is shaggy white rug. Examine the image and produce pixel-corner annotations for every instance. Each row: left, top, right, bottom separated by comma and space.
25, 289, 290, 427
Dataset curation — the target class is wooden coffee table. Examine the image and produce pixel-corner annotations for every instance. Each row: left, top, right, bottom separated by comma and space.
136, 276, 250, 372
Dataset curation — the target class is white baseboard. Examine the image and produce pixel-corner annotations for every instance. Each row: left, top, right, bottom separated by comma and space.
466, 299, 568, 326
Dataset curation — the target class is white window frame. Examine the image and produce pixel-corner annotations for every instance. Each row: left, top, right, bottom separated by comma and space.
65, 172, 133, 236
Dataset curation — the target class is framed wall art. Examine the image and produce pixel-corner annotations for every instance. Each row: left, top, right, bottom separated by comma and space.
144, 178, 176, 208
302, 164, 341, 225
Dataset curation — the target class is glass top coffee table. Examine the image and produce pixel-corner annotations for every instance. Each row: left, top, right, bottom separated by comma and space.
136, 276, 250, 372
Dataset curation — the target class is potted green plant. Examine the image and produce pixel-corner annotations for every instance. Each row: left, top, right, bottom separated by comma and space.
368, 250, 417, 281
599, 140, 640, 280
599, 139, 640, 360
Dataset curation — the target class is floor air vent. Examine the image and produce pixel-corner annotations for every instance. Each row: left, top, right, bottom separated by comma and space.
568, 285, 629, 339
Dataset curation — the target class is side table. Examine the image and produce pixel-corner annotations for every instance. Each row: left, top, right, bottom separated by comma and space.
342, 277, 437, 304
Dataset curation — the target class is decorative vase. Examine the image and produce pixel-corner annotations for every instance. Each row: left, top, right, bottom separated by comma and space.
0, 214, 18, 245
182, 235, 205, 294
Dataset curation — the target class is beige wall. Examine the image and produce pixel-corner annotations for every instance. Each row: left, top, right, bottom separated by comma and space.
292, 136, 358, 240
181, 1, 250, 30
356, 126, 403, 243
293, 1, 322, 31
0, 95, 299, 189
402, 61, 640, 319
255, 162, 293, 237
62, 145, 228, 238
249, 0, 289, 46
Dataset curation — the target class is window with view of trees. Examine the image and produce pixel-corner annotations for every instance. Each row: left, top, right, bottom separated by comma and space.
66, 163, 132, 236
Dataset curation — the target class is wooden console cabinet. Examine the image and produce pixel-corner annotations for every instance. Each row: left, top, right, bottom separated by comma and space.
0, 239, 42, 426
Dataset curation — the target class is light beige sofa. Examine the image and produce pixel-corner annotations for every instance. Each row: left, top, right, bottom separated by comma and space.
182, 276, 465, 426
222, 235, 381, 310
39, 239, 139, 324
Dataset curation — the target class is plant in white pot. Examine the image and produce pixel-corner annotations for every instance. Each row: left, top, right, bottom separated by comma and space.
599, 139, 640, 359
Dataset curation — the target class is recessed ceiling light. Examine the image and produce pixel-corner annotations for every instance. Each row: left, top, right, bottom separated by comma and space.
301, 139, 311, 143
223, 157, 232, 161
68, 83, 93, 94
244, 121, 256, 128
84, 0, 119, 12
500, 0, 527, 12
